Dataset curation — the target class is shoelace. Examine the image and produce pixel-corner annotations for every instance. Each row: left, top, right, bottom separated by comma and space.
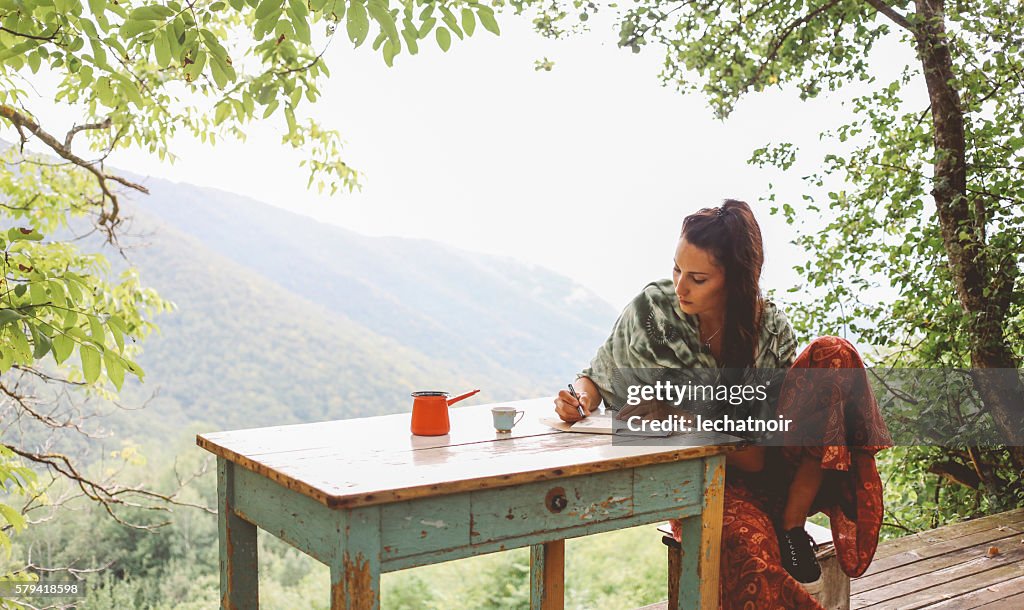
785, 530, 819, 563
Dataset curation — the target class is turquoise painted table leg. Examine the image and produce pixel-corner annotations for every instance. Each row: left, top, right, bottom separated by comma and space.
218, 458, 259, 609
672, 456, 726, 610
331, 507, 383, 610
530, 539, 565, 610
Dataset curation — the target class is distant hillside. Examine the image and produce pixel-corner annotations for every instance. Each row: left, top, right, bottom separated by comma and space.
102, 186, 616, 436
130, 179, 614, 383
112, 213, 516, 435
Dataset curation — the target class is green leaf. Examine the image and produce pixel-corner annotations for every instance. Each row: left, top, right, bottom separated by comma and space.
104, 349, 125, 389
107, 317, 124, 352
401, 26, 419, 55
7, 227, 42, 241
418, 17, 436, 39
116, 74, 145, 107
291, 11, 312, 44
435, 26, 451, 52
89, 315, 105, 345
382, 39, 396, 66
64, 279, 82, 303
367, 0, 399, 46
214, 101, 232, 124
90, 38, 110, 70
165, 26, 182, 63
29, 282, 47, 305
123, 357, 145, 380
439, 6, 462, 39
129, 5, 175, 20
0, 345, 12, 373
200, 29, 229, 61
80, 344, 101, 384
31, 326, 52, 359
120, 18, 160, 38
61, 310, 78, 331
255, 0, 284, 20
154, 28, 171, 67
210, 56, 229, 89
289, 0, 308, 19
10, 322, 31, 361
347, 0, 370, 47
211, 54, 237, 85
0, 309, 24, 328
184, 49, 207, 82
47, 280, 66, 308
88, 0, 107, 17
461, 8, 476, 36
285, 106, 297, 133
0, 503, 26, 532
330, 0, 346, 19
477, 7, 499, 35
106, 314, 128, 335
52, 333, 74, 364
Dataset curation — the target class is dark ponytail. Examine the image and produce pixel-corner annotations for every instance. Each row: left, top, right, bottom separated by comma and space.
680, 199, 764, 369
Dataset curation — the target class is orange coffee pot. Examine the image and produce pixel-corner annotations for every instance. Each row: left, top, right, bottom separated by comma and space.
410, 389, 480, 436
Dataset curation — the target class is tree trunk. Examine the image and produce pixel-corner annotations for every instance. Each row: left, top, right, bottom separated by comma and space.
913, 0, 1024, 468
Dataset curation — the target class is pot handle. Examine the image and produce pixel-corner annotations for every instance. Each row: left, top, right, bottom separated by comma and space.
446, 389, 480, 406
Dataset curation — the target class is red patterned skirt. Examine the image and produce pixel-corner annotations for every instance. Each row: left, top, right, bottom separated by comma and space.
671, 336, 892, 610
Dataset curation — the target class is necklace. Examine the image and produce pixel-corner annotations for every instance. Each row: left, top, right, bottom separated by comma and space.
700, 324, 722, 354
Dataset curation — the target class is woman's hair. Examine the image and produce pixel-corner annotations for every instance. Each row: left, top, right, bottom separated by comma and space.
680, 199, 764, 369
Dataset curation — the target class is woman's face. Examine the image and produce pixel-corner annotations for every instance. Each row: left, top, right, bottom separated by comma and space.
673, 238, 727, 318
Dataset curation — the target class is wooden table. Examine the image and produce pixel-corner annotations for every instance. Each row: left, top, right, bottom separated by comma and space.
197, 398, 738, 609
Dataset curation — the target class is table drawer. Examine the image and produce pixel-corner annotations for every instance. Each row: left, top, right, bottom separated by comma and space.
380, 495, 471, 560
470, 470, 634, 543
632, 459, 703, 513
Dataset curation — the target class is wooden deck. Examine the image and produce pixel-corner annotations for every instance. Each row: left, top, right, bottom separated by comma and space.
852, 508, 1024, 609
641, 508, 1024, 610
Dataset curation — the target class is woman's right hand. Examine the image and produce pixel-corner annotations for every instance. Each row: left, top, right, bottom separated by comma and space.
554, 388, 593, 423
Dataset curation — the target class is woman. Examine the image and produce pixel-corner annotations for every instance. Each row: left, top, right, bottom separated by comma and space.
554, 200, 891, 609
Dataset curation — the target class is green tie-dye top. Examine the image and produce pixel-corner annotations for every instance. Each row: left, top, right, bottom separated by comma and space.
580, 279, 799, 410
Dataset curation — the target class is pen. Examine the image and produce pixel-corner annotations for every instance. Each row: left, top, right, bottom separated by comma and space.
567, 384, 586, 418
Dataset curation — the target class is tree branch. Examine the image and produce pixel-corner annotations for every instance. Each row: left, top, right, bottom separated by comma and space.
863, 0, 915, 33
0, 381, 91, 435
0, 105, 148, 239
0, 25, 61, 42
3, 443, 214, 530
63, 118, 113, 149
747, 0, 843, 90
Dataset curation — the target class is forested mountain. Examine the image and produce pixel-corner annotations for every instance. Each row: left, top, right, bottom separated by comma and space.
137, 178, 614, 382
96, 175, 617, 438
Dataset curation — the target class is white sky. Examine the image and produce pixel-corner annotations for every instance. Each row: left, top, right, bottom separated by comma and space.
18, 12, 919, 309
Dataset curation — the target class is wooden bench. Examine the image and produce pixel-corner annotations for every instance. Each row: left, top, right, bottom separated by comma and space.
648, 520, 850, 610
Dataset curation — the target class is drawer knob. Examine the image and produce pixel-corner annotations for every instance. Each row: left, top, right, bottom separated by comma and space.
546, 487, 568, 513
